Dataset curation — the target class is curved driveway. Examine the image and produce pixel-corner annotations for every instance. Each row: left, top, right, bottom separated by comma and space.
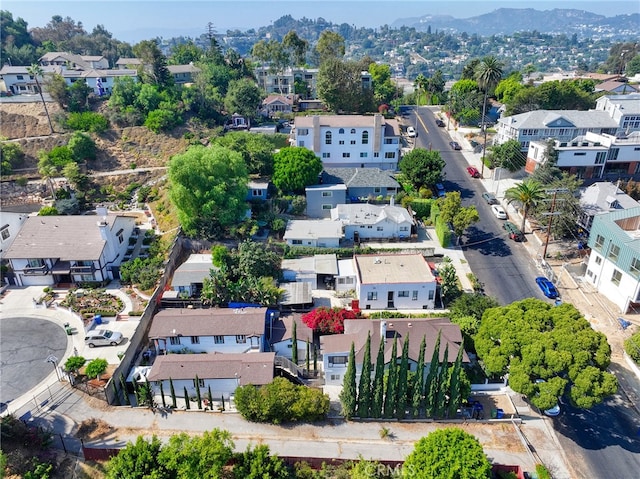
0, 316, 67, 408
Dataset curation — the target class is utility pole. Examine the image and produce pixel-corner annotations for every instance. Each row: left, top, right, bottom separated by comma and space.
542, 189, 568, 259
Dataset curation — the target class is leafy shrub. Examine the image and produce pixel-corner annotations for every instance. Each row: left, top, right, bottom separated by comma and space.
624, 331, 640, 364
0, 141, 24, 175
301, 307, 358, 334
65, 112, 108, 133
144, 108, 182, 133
85, 358, 108, 379
67, 131, 96, 161
234, 377, 330, 424
409, 198, 433, 220
64, 356, 86, 373
120, 257, 163, 291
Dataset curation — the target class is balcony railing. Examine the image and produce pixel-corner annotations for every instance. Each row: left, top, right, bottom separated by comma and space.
23, 263, 49, 275
70, 264, 95, 274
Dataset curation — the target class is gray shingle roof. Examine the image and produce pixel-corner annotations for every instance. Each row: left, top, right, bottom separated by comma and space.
147, 352, 275, 384
499, 110, 618, 129
149, 308, 267, 339
321, 168, 400, 189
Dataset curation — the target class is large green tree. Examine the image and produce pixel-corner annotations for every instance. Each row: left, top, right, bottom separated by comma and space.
504, 178, 546, 234
340, 342, 357, 419
168, 145, 248, 238
399, 149, 446, 190
315, 30, 345, 63
224, 78, 264, 126
272, 146, 323, 193
317, 58, 371, 113
403, 428, 492, 479
438, 191, 480, 242
133, 39, 173, 88
475, 299, 618, 410
106, 436, 168, 479
212, 131, 276, 176
158, 430, 234, 478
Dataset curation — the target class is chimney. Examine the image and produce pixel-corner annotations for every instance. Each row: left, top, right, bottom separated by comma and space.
390, 195, 395, 206
380, 320, 387, 340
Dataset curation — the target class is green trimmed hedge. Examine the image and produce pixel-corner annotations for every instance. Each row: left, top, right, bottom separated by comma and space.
283, 245, 374, 259
409, 198, 434, 220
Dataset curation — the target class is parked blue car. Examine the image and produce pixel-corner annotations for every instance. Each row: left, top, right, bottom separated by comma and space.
435, 183, 446, 198
536, 276, 559, 299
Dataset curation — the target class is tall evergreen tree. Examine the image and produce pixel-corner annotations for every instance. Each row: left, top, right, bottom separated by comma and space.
208, 385, 214, 411
356, 332, 372, 418
447, 347, 465, 418
434, 345, 450, 419
412, 335, 426, 418
424, 331, 441, 417
183, 386, 190, 410
291, 321, 298, 364
195, 375, 202, 409
396, 333, 410, 419
159, 381, 166, 408
383, 333, 398, 419
306, 339, 310, 371
340, 342, 357, 419
372, 336, 386, 419
169, 377, 177, 409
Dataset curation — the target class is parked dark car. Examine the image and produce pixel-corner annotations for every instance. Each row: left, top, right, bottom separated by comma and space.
449, 141, 461, 150
435, 183, 446, 198
535, 277, 559, 299
482, 192, 498, 205
435, 119, 445, 127
503, 221, 524, 241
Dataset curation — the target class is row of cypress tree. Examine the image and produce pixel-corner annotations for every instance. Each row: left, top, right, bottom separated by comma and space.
339, 330, 466, 420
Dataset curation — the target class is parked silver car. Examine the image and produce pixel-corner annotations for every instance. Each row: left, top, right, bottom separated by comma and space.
85, 329, 124, 347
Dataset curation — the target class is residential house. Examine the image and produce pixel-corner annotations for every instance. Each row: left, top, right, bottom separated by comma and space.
261, 94, 294, 117
577, 182, 639, 232
526, 131, 640, 180
331, 202, 414, 241
306, 167, 401, 218
3, 212, 136, 286
148, 307, 268, 354
167, 63, 201, 84
321, 318, 467, 385
278, 282, 313, 310
147, 352, 275, 402
321, 167, 401, 202
0, 212, 28, 262
283, 220, 343, 248
39, 52, 109, 70
335, 258, 357, 293
291, 114, 401, 170
585, 207, 640, 314
170, 254, 216, 297
595, 80, 638, 94
268, 314, 314, 361
246, 180, 270, 202
115, 58, 143, 69
281, 254, 338, 290
354, 253, 437, 310
495, 93, 640, 152
305, 184, 347, 218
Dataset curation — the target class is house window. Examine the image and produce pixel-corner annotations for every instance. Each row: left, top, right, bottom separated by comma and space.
299, 141, 305, 147
595, 152, 606, 164
292, 239, 302, 245
384, 152, 395, 159
193, 378, 205, 388
322, 152, 331, 158
594, 234, 605, 251
367, 291, 377, 301
322, 204, 333, 210
362, 131, 369, 144
573, 152, 586, 156
322, 191, 333, 197
236, 335, 246, 344
399, 226, 409, 232
374, 152, 380, 158
360, 152, 368, 158
17, 75, 24, 80
252, 189, 262, 197
611, 269, 622, 286
339, 140, 345, 145
412, 290, 418, 300
116, 229, 124, 244
298, 128, 308, 135
339, 128, 345, 134
331, 374, 341, 381
374, 187, 381, 193
376, 226, 383, 231
325, 132, 332, 145
27, 259, 44, 268
169, 336, 180, 345
608, 244, 620, 262
214, 335, 224, 344
343, 153, 350, 158
350, 140, 356, 145
384, 138, 393, 144
630, 258, 640, 278
595, 256, 602, 265
0, 225, 10, 241
428, 290, 435, 300
329, 356, 347, 366
350, 129, 356, 134
367, 225, 372, 229
398, 291, 409, 298
190, 336, 199, 344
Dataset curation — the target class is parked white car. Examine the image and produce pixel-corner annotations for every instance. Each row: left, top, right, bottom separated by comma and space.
491, 205, 508, 220
406, 126, 416, 137
85, 329, 124, 348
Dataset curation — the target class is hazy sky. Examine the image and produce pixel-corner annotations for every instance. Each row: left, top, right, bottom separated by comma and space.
5, 0, 640, 43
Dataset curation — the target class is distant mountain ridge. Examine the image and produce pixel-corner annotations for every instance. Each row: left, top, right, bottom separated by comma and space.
392, 8, 639, 38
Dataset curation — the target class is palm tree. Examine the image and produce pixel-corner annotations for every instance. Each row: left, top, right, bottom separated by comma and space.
505, 179, 546, 234
414, 74, 428, 106
26, 64, 54, 135
475, 56, 503, 176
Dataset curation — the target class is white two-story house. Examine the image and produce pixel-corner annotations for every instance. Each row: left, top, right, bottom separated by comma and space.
292, 114, 401, 170
4, 212, 135, 286
331, 202, 414, 241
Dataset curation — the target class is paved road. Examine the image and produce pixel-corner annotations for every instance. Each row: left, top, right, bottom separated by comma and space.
0, 316, 67, 409
411, 106, 543, 305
